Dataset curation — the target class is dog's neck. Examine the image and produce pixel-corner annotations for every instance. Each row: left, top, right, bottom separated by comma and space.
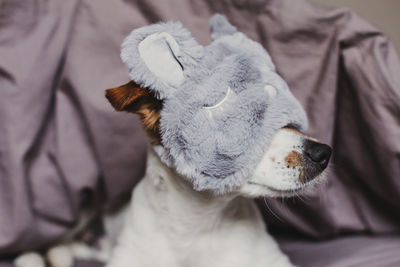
112, 147, 288, 267
142, 147, 243, 235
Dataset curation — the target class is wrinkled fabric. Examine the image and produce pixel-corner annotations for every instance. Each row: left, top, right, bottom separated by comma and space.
0, 0, 399, 266
277, 235, 400, 267
0, 0, 148, 254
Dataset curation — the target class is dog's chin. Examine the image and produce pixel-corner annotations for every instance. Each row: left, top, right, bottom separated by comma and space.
239, 172, 326, 198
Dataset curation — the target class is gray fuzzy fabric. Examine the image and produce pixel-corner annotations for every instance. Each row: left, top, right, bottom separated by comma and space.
121, 14, 308, 194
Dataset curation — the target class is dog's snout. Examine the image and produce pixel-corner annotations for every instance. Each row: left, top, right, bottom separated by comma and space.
304, 141, 332, 169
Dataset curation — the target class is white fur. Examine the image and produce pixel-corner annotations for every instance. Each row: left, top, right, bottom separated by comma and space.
16, 129, 326, 267
106, 133, 303, 267
15, 242, 111, 267
241, 129, 308, 198
14, 252, 45, 267
46, 245, 74, 267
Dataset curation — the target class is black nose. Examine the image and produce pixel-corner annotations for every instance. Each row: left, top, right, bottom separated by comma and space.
304, 141, 332, 169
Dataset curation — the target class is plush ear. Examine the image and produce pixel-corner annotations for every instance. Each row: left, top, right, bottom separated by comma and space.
105, 81, 163, 144
209, 14, 238, 41
120, 22, 203, 100
138, 32, 184, 86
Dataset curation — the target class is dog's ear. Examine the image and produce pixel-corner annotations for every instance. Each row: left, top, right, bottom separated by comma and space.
209, 14, 238, 41
106, 81, 149, 112
120, 22, 203, 100
105, 81, 162, 144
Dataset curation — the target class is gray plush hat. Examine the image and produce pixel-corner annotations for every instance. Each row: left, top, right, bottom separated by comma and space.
117, 14, 308, 194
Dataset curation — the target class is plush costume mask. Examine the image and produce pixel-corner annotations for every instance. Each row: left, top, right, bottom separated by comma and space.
109, 14, 308, 194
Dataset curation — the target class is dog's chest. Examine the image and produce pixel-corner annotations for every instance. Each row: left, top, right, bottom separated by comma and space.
131, 183, 270, 266
106, 150, 294, 267
138, 215, 279, 267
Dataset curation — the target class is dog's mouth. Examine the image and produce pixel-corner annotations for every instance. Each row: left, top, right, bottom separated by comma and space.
247, 181, 308, 195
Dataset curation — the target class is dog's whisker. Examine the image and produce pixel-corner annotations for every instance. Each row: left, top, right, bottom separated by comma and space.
294, 191, 306, 203
263, 197, 284, 222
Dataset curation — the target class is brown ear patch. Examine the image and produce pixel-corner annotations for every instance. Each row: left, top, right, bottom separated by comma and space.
105, 81, 149, 111
105, 81, 163, 145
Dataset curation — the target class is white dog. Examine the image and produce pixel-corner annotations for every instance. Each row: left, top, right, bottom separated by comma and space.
14, 128, 331, 267
14, 14, 332, 267
104, 127, 331, 267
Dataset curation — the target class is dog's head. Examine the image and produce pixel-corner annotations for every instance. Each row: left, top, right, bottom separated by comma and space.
106, 14, 331, 196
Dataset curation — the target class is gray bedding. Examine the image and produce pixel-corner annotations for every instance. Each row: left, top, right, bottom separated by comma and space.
1, 0, 399, 266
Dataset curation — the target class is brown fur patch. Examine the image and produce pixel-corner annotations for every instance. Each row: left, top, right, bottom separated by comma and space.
284, 150, 302, 168
105, 81, 162, 145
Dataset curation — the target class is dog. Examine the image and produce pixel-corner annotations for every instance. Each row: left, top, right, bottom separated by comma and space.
14, 14, 331, 267
102, 92, 331, 267
103, 14, 331, 267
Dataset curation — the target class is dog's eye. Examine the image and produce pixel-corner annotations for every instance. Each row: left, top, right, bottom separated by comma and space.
203, 86, 232, 110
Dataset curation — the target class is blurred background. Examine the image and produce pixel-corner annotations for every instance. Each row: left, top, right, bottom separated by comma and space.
0, 0, 399, 266
310, 0, 400, 50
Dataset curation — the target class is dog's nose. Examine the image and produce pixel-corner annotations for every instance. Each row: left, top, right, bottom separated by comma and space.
304, 141, 332, 169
